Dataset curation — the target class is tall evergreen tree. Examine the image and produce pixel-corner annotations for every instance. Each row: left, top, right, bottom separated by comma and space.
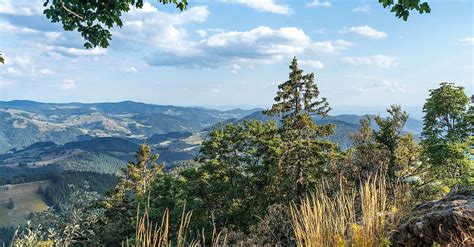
265, 57, 336, 200
102, 144, 164, 245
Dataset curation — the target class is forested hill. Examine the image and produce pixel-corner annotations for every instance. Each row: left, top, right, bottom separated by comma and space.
0, 100, 423, 154
0, 100, 259, 153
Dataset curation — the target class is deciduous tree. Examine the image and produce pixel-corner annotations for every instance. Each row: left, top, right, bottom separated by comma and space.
421, 82, 473, 186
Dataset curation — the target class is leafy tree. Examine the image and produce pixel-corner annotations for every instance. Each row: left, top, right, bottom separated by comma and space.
343, 116, 390, 186
421, 82, 473, 186
15, 187, 104, 246
379, 0, 430, 21
395, 133, 422, 180
374, 105, 409, 180
162, 121, 281, 235
343, 107, 420, 187
43, 0, 187, 48
265, 57, 336, 200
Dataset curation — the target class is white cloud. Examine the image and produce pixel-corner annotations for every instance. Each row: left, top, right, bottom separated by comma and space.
210, 88, 221, 94
231, 64, 242, 74
0, 0, 43, 15
120, 66, 138, 73
222, 0, 292, 14
3, 67, 21, 76
312, 39, 354, 54
115, 6, 209, 55
60, 79, 76, 90
0, 21, 106, 60
1, 54, 56, 77
34, 43, 107, 57
12, 56, 32, 67
0, 22, 37, 35
136, 2, 159, 13
382, 80, 406, 92
0, 22, 62, 41
299, 60, 324, 69
0, 79, 15, 87
36, 68, 54, 75
341, 55, 398, 69
353, 5, 370, 12
306, 0, 332, 8
458, 37, 474, 45
353, 80, 405, 93
146, 25, 351, 68
196, 29, 208, 37
340, 25, 387, 39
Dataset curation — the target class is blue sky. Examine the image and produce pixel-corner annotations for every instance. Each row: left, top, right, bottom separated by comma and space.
0, 0, 472, 114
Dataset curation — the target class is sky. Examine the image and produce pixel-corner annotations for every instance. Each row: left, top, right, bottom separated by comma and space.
0, 0, 472, 115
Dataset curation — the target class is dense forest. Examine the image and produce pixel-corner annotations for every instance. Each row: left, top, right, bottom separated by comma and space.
6, 58, 472, 246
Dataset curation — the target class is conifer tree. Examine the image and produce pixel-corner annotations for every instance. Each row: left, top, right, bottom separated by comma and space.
102, 144, 164, 244
265, 57, 336, 200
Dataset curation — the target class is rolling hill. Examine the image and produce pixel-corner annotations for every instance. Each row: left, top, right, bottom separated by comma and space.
0, 180, 51, 226
0, 100, 258, 153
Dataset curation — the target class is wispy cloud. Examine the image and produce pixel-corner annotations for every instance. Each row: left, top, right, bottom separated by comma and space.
120, 66, 138, 73
221, 0, 292, 14
353, 80, 406, 93
0, 79, 15, 87
0, 0, 43, 16
300, 60, 324, 69
341, 55, 398, 69
60, 79, 76, 90
306, 0, 332, 8
458, 37, 474, 45
340, 25, 387, 39
353, 5, 370, 12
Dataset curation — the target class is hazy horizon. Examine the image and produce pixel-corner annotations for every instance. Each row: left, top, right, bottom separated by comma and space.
0, 98, 426, 119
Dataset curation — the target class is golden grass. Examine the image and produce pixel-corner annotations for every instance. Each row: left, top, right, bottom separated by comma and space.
291, 177, 391, 247
126, 204, 227, 247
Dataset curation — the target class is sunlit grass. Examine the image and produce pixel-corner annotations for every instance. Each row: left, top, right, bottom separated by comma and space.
291, 177, 392, 247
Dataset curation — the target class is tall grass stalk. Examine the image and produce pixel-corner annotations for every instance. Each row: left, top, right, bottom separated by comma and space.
127, 205, 227, 247
291, 177, 390, 247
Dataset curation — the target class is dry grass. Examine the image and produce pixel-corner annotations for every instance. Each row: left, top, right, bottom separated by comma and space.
291, 177, 392, 247
126, 205, 228, 247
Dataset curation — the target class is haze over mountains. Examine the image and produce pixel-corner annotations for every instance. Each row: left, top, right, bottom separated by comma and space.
0, 100, 423, 176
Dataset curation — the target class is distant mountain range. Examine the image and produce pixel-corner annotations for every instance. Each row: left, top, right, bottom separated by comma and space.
0, 100, 258, 153
0, 100, 423, 175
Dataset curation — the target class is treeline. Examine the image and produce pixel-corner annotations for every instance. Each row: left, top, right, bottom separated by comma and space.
38, 171, 117, 209
13, 58, 473, 246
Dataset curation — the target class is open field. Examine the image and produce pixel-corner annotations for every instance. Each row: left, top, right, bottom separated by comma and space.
0, 180, 51, 226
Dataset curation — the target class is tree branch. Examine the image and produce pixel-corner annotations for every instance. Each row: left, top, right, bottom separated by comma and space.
60, 0, 84, 20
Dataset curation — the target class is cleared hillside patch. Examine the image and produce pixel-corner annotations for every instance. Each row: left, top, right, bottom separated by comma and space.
0, 180, 51, 226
